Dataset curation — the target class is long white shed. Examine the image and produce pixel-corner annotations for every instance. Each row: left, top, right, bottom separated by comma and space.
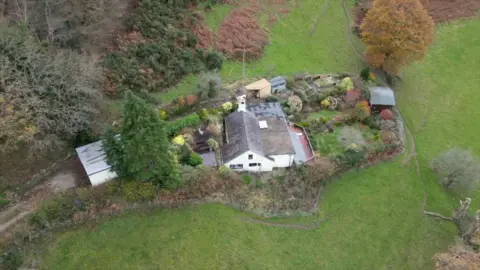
75, 140, 117, 186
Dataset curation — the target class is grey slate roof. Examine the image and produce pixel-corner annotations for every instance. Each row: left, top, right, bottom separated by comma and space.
222, 110, 264, 163
247, 102, 286, 119
257, 116, 295, 156
369, 86, 396, 106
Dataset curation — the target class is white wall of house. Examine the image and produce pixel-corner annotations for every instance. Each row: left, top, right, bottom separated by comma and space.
269, 154, 294, 168
89, 169, 117, 186
224, 151, 274, 172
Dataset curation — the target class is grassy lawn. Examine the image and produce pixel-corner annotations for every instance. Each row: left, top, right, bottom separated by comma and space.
202, 4, 233, 32
306, 109, 340, 120
160, 0, 363, 102
42, 163, 456, 270
397, 19, 480, 209
38, 3, 480, 270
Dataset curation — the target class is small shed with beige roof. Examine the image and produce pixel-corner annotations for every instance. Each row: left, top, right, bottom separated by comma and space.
244, 79, 272, 98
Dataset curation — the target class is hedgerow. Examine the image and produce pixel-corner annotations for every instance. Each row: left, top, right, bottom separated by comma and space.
165, 113, 201, 137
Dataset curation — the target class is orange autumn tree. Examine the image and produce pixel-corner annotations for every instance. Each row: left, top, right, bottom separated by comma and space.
360, 0, 434, 75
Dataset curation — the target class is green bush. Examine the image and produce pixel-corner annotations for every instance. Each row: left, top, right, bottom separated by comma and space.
242, 175, 252, 185
336, 148, 365, 169
265, 96, 279, 102
122, 181, 156, 202
206, 51, 223, 70
29, 196, 77, 228
188, 152, 203, 167
360, 67, 371, 81
198, 108, 209, 120
165, 113, 200, 137
298, 121, 309, 128
339, 77, 354, 91
1, 250, 23, 270
219, 165, 232, 178
197, 72, 222, 100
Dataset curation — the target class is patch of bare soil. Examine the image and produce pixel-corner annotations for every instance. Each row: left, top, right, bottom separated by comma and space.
0, 157, 85, 235
216, 2, 269, 60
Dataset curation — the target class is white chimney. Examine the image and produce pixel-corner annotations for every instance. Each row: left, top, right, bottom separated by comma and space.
236, 94, 247, 112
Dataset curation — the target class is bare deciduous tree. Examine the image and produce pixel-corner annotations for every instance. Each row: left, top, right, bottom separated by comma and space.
0, 21, 101, 155
430, 148, 480, 193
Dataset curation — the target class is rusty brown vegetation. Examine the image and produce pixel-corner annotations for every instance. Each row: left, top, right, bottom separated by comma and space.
216, 2, 269, 60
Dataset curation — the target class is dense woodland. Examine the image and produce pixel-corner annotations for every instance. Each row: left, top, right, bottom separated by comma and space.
0, 0, 220, 170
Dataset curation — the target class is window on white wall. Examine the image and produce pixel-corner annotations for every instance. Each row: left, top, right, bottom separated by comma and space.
249, 163, 260, 167
230, 164, 243, 169
248, 154, 253, 160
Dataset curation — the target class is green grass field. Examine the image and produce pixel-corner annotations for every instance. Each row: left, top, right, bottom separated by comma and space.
39, 1, 480, 269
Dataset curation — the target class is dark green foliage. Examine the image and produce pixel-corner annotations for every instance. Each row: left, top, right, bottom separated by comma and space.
103, 0, 220, 96
206, 51, 224, 70
103, 91, 180, 187
242, 175, 253, 185
1, 250, 23, 270
188, 152, 204, 167
265, 96, 279, 102
197, 72, 222, 100
178, 145, 193, 165
360, 66, 371, 81
335, 149, 366, 169
165, 113, 201, 137
29, 197, 77, 229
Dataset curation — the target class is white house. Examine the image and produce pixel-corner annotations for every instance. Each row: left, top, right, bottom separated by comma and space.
75, 140, 117, 186
221, 109, 295, 172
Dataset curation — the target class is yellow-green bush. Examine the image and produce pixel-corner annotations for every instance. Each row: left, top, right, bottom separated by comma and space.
122, 182, 156, 202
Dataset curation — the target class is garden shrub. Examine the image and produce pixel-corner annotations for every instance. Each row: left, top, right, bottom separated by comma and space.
219, 165, 232, 179
298, 121, 309, 128
198, 72, 222, 100
379, 130, 397, 144
1, 250, 23, 270
360, 66, 371, 81
265, 96, 279, 102
205, 51, 223, 70
122, 181, 156, 202
339, 77, 354, 91
173, 135, 186, 145
430, 148, 480, 194
287, 95, 303, 113
353, 100, 371, 121
198, 108, 209, 120
159, 109, 169, 120
165, 113, 201, 137
242, 175, 253, 185
379, 109, 394, 120
336, 148, 366, 169
221, 102, 233, 112
188, 152, 204, 167
29, 196, 77, 229
337, 126, 365, 149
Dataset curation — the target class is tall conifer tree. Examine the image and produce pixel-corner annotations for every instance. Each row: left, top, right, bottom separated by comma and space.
103, 91, 180, 187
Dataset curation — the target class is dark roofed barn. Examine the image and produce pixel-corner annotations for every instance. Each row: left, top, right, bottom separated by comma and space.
369, 86, 396, 112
